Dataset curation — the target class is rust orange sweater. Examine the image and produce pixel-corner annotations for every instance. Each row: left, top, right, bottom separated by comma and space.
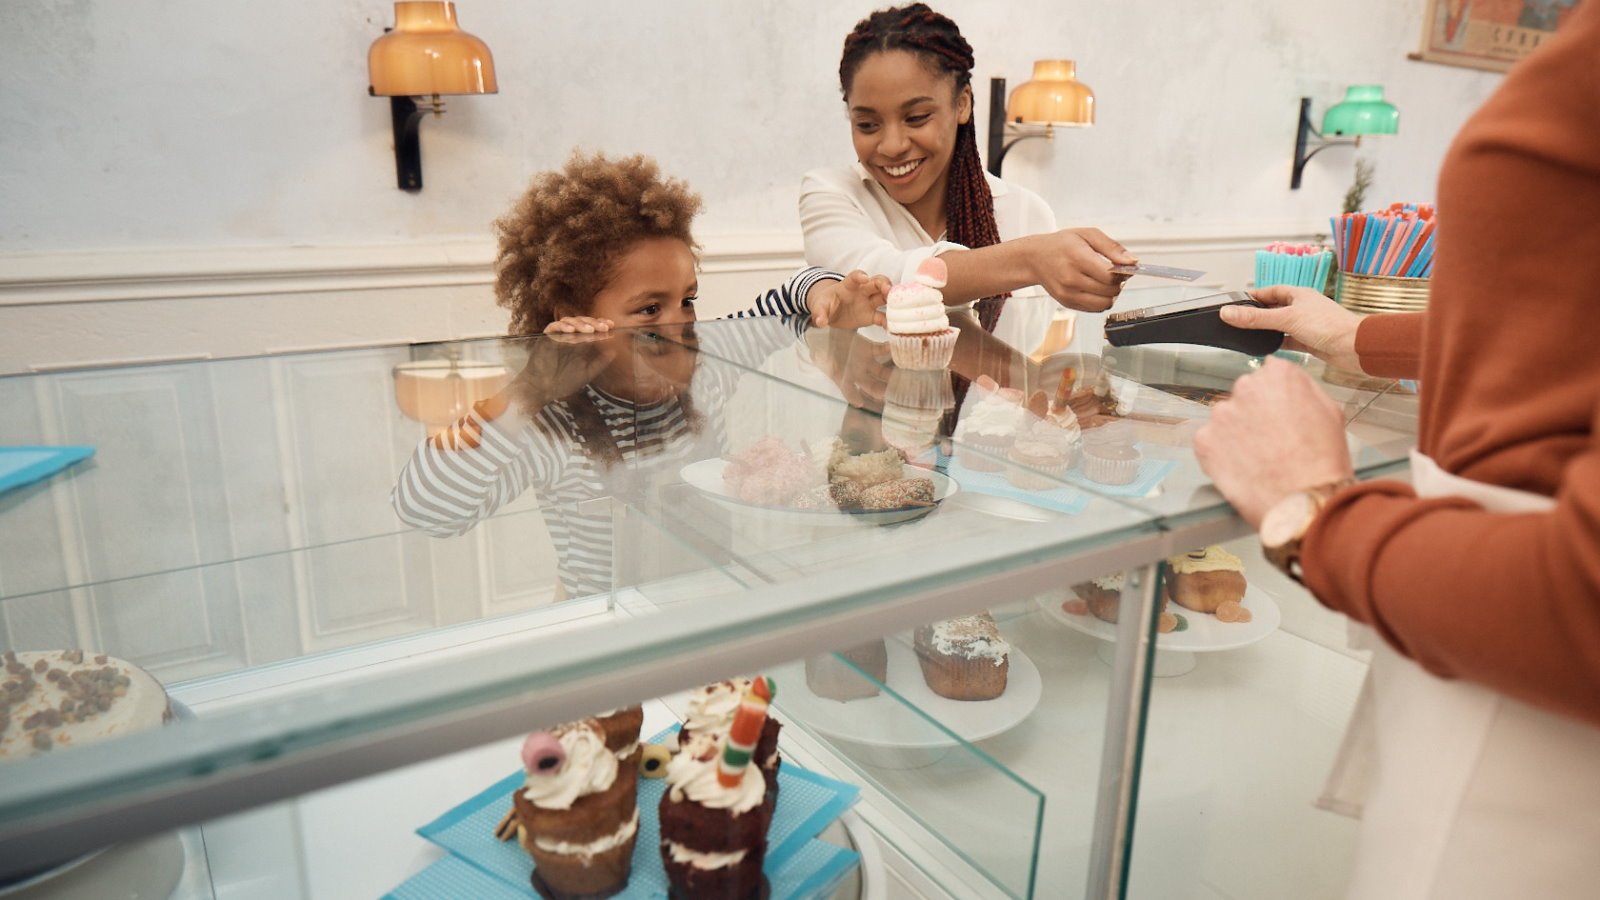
1303, 3, 1600, 729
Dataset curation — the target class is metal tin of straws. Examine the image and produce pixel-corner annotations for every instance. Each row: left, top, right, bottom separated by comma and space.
1335, 271, 1430, 315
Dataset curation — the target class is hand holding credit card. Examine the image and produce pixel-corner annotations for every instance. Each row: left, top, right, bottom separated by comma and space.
1109, 262, 1205, 282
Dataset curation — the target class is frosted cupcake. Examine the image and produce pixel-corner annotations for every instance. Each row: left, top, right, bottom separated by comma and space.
513, 722, 639, 900
955, 378, 1024, 472
886, 257, 957, 370
913, 613, 1010, 701
660, 681, 777, 900
678, 678, 783, 802
1005, 420, 1081, 490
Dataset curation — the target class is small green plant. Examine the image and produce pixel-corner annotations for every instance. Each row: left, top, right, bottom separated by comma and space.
1343, 158, 1376, 215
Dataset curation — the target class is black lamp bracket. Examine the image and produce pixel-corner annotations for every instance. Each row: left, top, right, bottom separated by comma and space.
370, 91, 445, 193
986, 77, 1055, 177
1291, 96, 1361, 190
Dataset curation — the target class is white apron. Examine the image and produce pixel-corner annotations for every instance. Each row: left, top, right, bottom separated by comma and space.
1319, 450, 1600, 898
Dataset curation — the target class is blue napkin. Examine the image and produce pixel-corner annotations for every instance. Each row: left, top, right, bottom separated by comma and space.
946, 449, 1177, 511
1060, 454, 1178, 498
0, 446, 94, 497
946, 459, 1093, 514
392, 726, 860, 900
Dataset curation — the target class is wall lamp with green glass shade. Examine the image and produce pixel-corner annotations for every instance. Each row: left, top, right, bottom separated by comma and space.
1290, 85, 1399, 189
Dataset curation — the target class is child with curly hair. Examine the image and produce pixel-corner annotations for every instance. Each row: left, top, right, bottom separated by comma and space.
393, 151, 887, 599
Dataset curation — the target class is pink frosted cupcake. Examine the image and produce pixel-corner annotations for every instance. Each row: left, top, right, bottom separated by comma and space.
886, 258, 957, 370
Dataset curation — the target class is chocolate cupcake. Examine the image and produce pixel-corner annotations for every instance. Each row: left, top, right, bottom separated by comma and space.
513, 722, 639, 900
659, 733, 773, 899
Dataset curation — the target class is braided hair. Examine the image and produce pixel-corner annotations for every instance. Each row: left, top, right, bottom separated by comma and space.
839, 3, 1008, 333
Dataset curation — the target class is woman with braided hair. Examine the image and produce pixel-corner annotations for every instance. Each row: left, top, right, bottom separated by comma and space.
801, 3, 1136, 351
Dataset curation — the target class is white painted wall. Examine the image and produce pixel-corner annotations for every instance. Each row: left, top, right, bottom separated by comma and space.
0, 0, 1505, 369
1, 0, 1502, 250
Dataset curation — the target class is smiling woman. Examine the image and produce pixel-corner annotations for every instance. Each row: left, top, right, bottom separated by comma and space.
801, 3, 1138, 352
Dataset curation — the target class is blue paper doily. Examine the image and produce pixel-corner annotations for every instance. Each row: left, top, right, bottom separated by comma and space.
389, 726, 860, 900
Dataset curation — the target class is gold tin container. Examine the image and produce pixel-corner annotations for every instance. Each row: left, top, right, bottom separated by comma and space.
1335, 272, 1431, 315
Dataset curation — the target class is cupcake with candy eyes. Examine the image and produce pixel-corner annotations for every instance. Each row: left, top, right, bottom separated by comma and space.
885, 257, 957, 370
512, 722, 640, 900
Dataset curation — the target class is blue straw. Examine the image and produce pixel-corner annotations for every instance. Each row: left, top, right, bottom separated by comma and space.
1413, 240, 1437, 277
1359, 215, 1385, 274
1371, 219, 1399, 275
1391, 224, 1424, 278
1418, 233, 1437, 276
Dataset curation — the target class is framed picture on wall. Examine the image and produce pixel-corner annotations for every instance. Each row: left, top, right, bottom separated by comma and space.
1413, 0, 1584, 72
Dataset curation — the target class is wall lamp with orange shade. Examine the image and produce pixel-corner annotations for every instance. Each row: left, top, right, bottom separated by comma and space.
986, 60, 1095, 177
368, 2, 497, 192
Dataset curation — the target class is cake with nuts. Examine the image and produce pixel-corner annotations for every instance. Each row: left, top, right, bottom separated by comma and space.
0, 649, 170, 761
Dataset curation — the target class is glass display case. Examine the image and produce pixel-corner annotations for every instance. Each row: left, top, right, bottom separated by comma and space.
0, 287, 1416, 898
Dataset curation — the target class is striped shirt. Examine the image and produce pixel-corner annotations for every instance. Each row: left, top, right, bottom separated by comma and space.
392, 267, 838, 598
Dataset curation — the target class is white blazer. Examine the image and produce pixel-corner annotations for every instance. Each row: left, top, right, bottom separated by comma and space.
799, 163, 1059, 352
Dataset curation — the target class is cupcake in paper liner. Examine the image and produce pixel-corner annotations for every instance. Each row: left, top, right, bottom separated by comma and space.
882, 368, 954, 455
1083, 440, 1142, 485
886, 257, 957, 370
1005, 420, 1080, 490
885, 367, 955, 411
955, 377, 1025, 472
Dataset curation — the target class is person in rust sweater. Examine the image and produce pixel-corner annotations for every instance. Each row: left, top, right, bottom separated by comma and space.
1193, 5, 1600, 898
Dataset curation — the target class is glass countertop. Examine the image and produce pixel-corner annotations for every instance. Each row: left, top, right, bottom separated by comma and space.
0, 290, 1417, 873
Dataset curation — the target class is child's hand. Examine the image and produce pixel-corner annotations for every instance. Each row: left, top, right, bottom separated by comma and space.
809, 271, 890, 330
543, 316, 615, 340
513, 318, 622, 408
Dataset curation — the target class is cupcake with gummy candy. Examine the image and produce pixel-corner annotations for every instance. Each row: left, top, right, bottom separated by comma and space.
886, 257, 957, 370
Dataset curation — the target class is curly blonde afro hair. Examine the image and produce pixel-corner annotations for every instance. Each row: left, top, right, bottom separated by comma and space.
493, 151, 703, 335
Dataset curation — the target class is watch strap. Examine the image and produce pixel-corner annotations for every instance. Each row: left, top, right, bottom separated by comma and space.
1262, 478, 1357, 584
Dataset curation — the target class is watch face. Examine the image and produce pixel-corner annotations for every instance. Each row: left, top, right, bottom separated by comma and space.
1261, 491, 1318, 547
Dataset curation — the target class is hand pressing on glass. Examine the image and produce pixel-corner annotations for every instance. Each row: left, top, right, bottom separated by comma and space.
1193, 357, 1354, 528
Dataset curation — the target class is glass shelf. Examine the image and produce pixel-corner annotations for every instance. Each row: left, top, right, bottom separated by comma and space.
0, 304, 1417, 894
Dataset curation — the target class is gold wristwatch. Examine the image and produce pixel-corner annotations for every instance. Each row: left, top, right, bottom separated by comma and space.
1260, 478, 1356, 584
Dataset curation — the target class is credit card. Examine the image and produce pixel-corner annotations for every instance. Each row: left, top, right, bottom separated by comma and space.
1109, 263, 1205, 282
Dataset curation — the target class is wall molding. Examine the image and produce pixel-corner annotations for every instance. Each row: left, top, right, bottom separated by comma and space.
0, 222, 1326, 308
